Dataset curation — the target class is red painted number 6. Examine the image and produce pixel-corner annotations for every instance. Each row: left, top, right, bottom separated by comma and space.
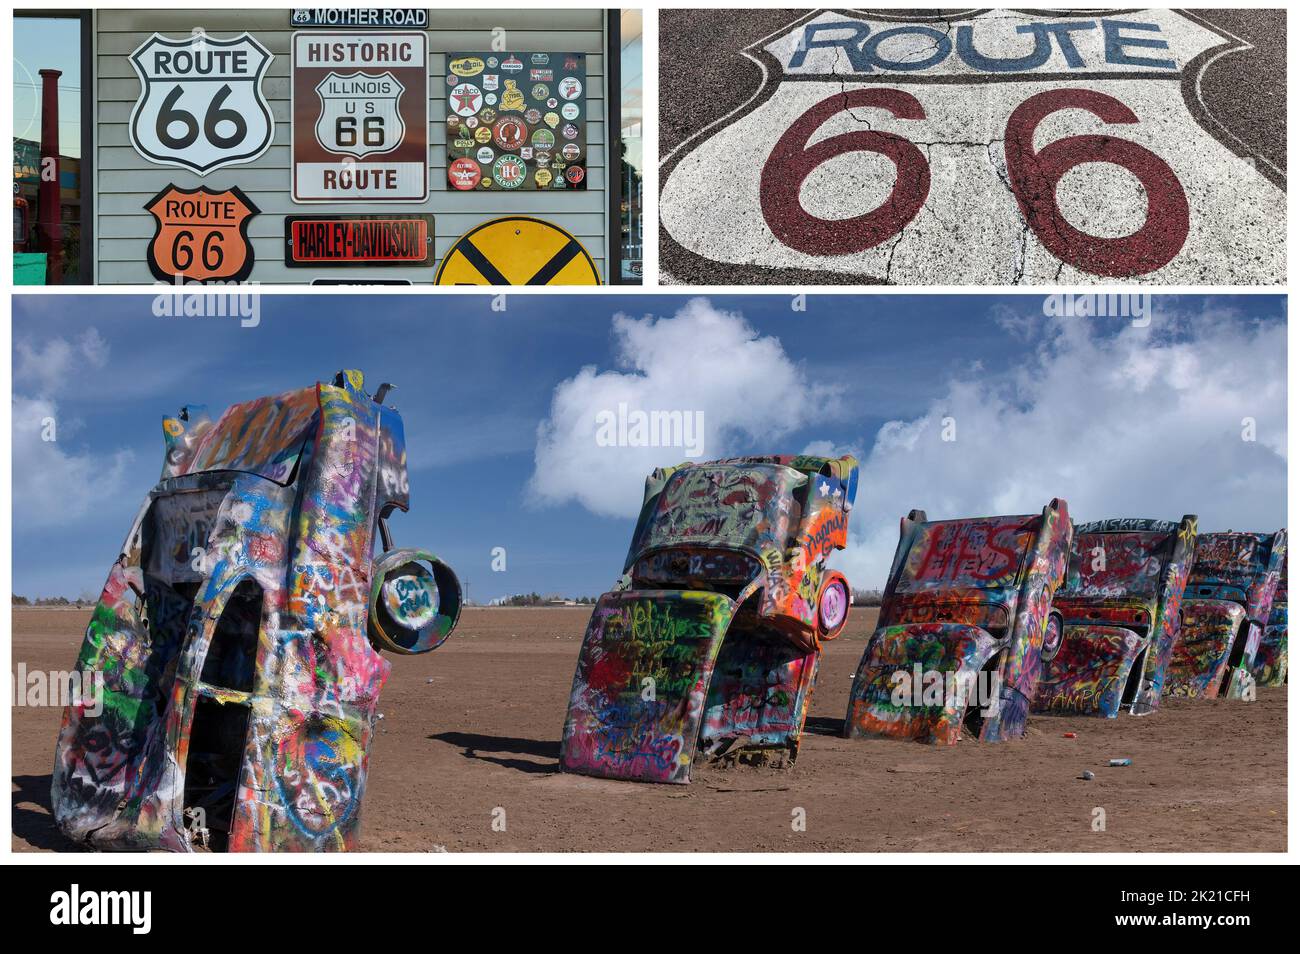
760, 89, 930, 256
1005, 89, 1190, 277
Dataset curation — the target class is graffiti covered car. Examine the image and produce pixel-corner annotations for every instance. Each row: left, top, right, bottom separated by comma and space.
1254, 556, 1287, 687
845, 501, 1072, 744
52, 371, 462, 851
1034, 516, 1196, 718
560, 455, 858, 784
1165, 530, 1286, 699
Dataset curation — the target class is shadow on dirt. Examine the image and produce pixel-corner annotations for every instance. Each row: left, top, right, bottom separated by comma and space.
804, 716, 846, 738
428, 731, 561, 775
11, 774, 80, 851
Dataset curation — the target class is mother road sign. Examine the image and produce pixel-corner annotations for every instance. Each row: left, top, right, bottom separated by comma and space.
292, 31, 429, 201
659, 9, 1285, 285
128, 33, 275, 175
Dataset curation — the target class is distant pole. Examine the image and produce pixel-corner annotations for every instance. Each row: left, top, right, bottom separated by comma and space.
38, 68, 63, 284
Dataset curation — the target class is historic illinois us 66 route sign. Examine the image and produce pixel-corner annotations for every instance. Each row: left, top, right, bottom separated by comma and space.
128, 33, 275, 175
292, 31, 429, 201
659, 9, 1285, 285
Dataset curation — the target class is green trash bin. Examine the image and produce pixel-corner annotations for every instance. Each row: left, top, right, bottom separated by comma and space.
14, 252, 48, 285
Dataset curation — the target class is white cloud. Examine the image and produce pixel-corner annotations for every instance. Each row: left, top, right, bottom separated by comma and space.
12, 395, 134, 528
14, 328, 109, 396
529, 298, 839, 517
834, 304, 1287, 590
12, 329, 135, 528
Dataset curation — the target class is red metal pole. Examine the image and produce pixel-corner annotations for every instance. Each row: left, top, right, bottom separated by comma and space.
38, 68, 63, 284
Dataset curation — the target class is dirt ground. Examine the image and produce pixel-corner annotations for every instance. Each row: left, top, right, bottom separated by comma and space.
12, 606, 1286, 853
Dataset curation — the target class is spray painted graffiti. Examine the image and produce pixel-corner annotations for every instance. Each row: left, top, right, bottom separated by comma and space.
561, 455, 859, 783
52, 371, 462, 851
1035, 516, 1196, 717
1165, 530, 1286, 699
1254, 555, 1287, 687
845, 501, 1072, 744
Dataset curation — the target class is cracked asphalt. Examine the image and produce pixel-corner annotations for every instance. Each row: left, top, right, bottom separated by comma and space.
659, 8, 1287, 286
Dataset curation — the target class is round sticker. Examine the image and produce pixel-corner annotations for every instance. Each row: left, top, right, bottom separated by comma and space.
544, 112, 560, 129
531, 84, 550, 101
480, 176, 493, 188
480, 107, 497, 124
562, 123, 579, 140
535, 152, 551, 168
493, 154, 527, 189
502, 55, 524, 73
449, 157, 481, 191
546, 98, 558, 109
534, 168, 554, 188
486, 57, 498, 68
450, 83, 483, 117
465, 116, 479, 129
559, 77, 583, 101
525, 108, 542, 125
531, 128, 555, 148
492, 116, 527, 151
561, 143, 581, 161
450, 56, 485, 78
485, 93, 497, 106
477, 145, 495, 163
474, 126, 492, 144
565, 165, 585, 185
561, 102, 580, 121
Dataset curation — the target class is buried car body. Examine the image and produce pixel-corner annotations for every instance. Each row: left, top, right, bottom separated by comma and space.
560, 455, 858, 783
1255, 557, 1287, 687
51, 371, 462, 851
1165, 530, 1286, 700
845, 501, 1072, 744
1034, 516, 1196, 718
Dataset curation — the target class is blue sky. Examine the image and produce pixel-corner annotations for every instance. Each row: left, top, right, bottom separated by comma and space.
12, 293, 1287, 602
13, 16, 83, 156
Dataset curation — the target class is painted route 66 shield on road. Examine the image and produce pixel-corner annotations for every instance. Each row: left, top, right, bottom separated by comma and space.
660, 9, 1285, 284
314, 71, 407, 159
128, 33, 275, 175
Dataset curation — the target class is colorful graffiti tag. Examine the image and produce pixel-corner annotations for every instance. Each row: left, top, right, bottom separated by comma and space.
52, 371, 461, 851
1255, 557, 1287, 687
1165, 530, 1286, 699
560, 455, 859, 783
845, 501, 1072, 744
1035, 516, 1196, 718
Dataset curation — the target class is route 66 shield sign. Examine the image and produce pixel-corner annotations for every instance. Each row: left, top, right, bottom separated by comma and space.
128, 33, 274, 175
292, 31, 429, 202
314, 71, 407, 159
144, 184, 259, 284
660, 9, 1284, 284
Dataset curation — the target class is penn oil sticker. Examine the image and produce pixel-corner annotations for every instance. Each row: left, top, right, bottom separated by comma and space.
659, 9, 1285, 284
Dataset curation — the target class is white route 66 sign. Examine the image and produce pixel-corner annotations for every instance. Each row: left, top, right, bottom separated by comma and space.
314, 71, 406, 159
128, 32, 275, 175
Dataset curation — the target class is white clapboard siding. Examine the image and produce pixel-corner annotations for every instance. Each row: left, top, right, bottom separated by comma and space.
94, 7, 611, 284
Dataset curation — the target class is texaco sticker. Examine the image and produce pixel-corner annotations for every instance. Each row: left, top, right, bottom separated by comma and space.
451, 83, 483, 117
659, 8, 1286, 284
128, 33, 275, 175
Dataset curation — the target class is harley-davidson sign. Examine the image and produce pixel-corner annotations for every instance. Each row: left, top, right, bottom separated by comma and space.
292, 31, 429, 201
144, 184, 259, 283
284, 214, 436, 266
129, 33, 275, 175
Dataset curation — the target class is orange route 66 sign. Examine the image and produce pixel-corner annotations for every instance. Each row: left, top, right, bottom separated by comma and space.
144, 184, 259, 283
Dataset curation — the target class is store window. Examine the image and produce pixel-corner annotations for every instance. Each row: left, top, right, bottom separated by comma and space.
618, 9, 643, 283
13, 12, 88, 284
